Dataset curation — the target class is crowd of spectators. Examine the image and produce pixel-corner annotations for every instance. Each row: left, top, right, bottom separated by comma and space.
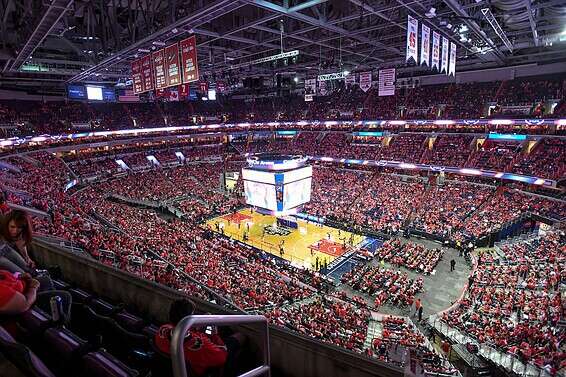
341, 264, 423, 309
373, 240, 443, 275
0, 76, 563, 138
441, 231, 565, 374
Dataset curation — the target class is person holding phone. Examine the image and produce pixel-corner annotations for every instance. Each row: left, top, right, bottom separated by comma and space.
155, 299, 246, 377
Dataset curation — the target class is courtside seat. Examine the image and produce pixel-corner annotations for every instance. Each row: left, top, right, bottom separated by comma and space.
82, 350, 139, 377
0, 326, 56, 377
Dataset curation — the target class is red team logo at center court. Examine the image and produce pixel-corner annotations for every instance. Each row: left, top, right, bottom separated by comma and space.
309, 239, 346, 258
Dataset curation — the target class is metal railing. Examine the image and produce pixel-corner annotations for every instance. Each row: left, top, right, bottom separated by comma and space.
171, 314, 270, 377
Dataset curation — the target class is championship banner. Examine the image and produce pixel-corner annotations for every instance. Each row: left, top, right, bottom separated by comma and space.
345, 73, 356, 86
378, 68, 395, 96
420, 24, 430, 66
304, 78, 317, 95
441, 37, 449, 74
131, 59, 143, 94
141, 55, 154, 92
432, 31, 440, 70
359, 71, 372, 92
406, 15, 418, 63
180, 36, 199, 83
164, 43, 181, 87
152, 49, 166, 90
449, 42, 457, 76
199, 81, 208, 93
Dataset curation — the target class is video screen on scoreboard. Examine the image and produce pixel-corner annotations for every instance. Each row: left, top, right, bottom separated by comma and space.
283, 177, 312, 210
86, 85, 103, 101
244, 180, 277, 211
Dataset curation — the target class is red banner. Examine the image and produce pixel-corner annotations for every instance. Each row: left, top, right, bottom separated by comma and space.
179, 83, 189, 97
180, 36, 199, 83
152, 49, 166, 90
165, 43, 182, 87
141, 54, 154, 92
216, 81, 226, 93
131, 59, 143, 94
199, 81, 208, 93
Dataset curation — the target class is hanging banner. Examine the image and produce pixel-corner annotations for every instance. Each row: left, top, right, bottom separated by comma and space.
180, 36, 199, 83
378, 68, 395, 96
131, 59, 143, 94
304, 94, 313, 102
199, 81, 208, 93
449, 42, 457, 76
318, 80, 327, 96
345, 73, 356, 86
420, 24, 430, 66
164, 43, 181, 87
152, 49, 166, 90
304, 78, 317, 95
359, 71, 372, 92
406, 15, 418, 63
141, 55, 154, 92
216, 81, 226, 93
432, 31, 440, 70
318, 72, 348, 81
441, 37, 449, 74
179, 83, 189, 98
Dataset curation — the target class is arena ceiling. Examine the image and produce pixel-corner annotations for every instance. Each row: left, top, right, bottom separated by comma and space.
0, 0, 565, 92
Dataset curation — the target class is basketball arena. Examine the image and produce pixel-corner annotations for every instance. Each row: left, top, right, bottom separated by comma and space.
0, 1, 565, 377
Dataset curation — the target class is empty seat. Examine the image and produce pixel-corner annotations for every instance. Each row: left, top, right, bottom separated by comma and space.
17, 307, 53, 339
0, 326, 56, 377
114, 311, 145, 333
90, 298, 120, 316
82, 350, 139, 377
69, 288, 93, 304
42, 327, 90, 374
52, 279, 71, 291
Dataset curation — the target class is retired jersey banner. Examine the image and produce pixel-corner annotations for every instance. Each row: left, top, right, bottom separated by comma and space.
165, 43, 181, 87
152, 49, 166, 90
131, 59, 143, 94
318, 80, 327, 96
345, 73, 356, 86
432, 31, 440, 70
141, 55, 154, 92
441, 37, 449, 74
406, 15, 418, 63
180, 36, 199, 83
378, 68, 395, 96
359, 71, 372, 92
420, 24, 430, 66
449, 42, 457, 76
199, 81, 208, 93
216, 81, 226, 93
304, 78, 317, 95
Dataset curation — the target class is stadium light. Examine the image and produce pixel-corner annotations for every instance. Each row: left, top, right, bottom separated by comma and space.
294, 77, 298, 83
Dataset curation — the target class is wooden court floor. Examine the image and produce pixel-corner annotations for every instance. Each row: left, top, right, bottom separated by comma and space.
205, 208, 365, 271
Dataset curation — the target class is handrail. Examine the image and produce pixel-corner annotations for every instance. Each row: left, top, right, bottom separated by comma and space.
171, 314, 270, 377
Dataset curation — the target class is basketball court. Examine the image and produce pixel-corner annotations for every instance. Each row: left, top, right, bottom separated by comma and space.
205, 208, 365, 270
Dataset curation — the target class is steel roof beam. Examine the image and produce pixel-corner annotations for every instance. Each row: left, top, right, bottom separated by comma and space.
67, 0, 243, 82
524, 0, 539, 47
4, 0, 74, 72
244, 0, 402, 56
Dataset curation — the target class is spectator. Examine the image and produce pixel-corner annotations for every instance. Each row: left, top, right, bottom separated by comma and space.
0, 192, 10, 217
0, 270, 71, 322
154, 299, 245, 377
